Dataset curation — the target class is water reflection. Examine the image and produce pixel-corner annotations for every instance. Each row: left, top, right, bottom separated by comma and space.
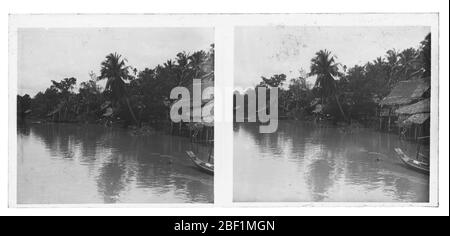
17, 123, 213, 204
234, 121, 429, 202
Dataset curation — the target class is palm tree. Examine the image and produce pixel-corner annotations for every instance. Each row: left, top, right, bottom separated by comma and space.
189, 51, 206, 78
175, 52, 193, 86
398, 48, 420, 79
98, 52, 139, 126
309, 50, 347, 121
419, 33, 431, 77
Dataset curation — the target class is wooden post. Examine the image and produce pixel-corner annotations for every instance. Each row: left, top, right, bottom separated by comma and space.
379, 117, 382, 130
388, 114, 391, 132
414, 125, 418, 140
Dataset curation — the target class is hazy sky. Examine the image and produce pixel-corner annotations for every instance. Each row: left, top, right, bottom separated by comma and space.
18, 28, 213, 96
234, 26, 430, 90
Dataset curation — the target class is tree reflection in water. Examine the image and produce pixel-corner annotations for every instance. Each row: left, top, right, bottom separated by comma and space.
234, 121, 429, 202
17, 122, 213, 204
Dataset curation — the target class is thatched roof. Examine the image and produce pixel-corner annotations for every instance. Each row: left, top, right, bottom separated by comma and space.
100, 101, 112, 110
380, 78, 430, 106
192, 99, 214, 126
171, 72, 214, 106
201, 71, 214, 83
402, 113, 430, 125
102, 107, 113, 117
170, 96, 214, 125
312, 104, 323, 113
395, 98, 430, 115
200, 72, 214, 104
169, 72, 214, 124
310, 98, 321, 107
47, 102, 65, 116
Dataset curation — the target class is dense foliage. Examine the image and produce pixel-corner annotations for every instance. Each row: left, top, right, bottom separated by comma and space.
235, 33, 431, 125
18, 44, 215, 128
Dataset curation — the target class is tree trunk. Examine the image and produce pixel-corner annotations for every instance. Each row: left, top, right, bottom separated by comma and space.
124, 97, 140, 127
334, 93, 348, 123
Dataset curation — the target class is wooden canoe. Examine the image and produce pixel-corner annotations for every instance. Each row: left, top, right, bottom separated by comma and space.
394, 148, 429, 174
186, 151, 214, 175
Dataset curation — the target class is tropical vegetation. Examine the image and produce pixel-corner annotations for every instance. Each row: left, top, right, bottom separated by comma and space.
18, 44, 215, 130
234, 33, 431, 126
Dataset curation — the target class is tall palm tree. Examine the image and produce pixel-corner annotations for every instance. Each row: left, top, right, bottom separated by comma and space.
189, 51, 206, 78
419, 33, 431, 77
175, 52, 192, 86
309, 50, 347, 121
398, 48, 420, 78
98, 52, 139, 126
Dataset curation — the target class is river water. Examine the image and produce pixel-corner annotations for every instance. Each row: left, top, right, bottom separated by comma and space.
234, 121, 429, 202
17, 123, 213, 204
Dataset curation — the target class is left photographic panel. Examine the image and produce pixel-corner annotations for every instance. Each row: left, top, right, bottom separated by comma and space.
13, 26, 214, 205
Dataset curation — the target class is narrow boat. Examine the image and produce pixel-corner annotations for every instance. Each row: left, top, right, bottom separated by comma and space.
186, 151, 214, 175
394, 148, 429, 174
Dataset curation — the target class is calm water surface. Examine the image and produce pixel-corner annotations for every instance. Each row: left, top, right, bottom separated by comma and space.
18, 123, 213, 204
234, 121, 429, 202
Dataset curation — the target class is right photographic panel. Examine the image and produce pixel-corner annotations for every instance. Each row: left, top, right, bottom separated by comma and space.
233, 26, 432, 202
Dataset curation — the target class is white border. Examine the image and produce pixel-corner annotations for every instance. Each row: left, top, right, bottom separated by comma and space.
6, 13, 445, 213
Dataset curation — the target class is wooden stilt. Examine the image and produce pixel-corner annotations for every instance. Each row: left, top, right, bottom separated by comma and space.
415, 125, 418, 140
388, 115, 391, 132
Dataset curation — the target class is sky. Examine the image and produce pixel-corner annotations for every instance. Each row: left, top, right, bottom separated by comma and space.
234, 26, 430, 90
18, 28, 214, 96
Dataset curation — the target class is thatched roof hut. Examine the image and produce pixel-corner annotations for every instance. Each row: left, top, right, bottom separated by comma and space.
378, 77, 430, 134
379, 77, 430, 106
395, 98, 430, 115
170, 71, 214, 129
402, 113, 430, 125
47, 101, 65, 116
312, 104, 323, 114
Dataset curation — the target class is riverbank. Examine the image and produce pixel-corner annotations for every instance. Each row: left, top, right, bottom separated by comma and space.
17, 122, 214, 204
279, 114, 426, 144
20, 117, 172, 136
233, 120, 429, 202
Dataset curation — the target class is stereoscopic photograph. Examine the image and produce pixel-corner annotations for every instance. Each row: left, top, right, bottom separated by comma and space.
15, 27, 214, 204
9, 14, 440, 208
233, 26, 433, 202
